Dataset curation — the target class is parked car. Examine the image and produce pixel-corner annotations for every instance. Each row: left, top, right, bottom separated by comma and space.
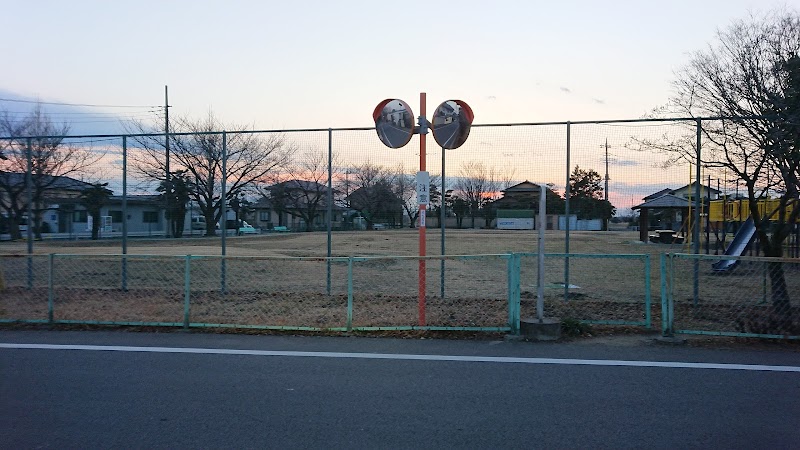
190, 216, 206, 230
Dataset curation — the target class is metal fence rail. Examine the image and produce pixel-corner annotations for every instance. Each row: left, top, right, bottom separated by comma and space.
664, 253, 800, 339
1, 252, 656, 333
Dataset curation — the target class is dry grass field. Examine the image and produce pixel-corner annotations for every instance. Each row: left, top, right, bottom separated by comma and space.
2, 228, 798, 336
0, 227, 663, 258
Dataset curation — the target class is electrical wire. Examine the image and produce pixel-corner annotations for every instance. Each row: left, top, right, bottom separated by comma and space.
0, 97, 163, 108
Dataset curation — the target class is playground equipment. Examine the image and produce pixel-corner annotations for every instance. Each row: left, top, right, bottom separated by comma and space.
711, 217, 756, 272
708, 198, 799, 269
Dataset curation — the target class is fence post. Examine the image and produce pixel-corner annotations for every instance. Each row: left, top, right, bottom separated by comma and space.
122, 135, 128, 291
660, 253, 668, 335
507, 253, 521, 334
183, 255, 191, 329
563, 122, 571, 302
327, 128, 333, 296
693, 119, 701, 306
347, 257, 353, 331
220, 131, 227, 295
514, 254, 521, 334
668, 254, 676, 336
48, 254, 54, 324
26, 138, 33, 290
644, 254, 651, 329
122, 255, 128, 292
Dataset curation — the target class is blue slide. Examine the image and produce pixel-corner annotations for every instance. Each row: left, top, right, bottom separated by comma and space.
712, 217, 756, 272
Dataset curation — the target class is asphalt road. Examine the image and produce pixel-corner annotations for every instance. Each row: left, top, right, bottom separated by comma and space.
2, 331, 799, 449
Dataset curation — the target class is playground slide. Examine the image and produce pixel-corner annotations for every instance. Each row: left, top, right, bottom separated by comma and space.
712, 217, 756, 272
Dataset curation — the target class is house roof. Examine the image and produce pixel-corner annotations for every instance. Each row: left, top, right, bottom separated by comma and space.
503, 180, 544, 193
673, 182, 721, 195
41, 194, 162, 208
252, 197, 273, 208
269, 179, 330, 192
252, 195, 345, 210
643, 183, 721, 201
632, 194, 690, 210
0, 172, 94, 191
643, 188, 673, 201
108, 195, 162, 205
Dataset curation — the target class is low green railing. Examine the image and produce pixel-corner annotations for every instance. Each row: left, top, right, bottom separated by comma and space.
663, 253, 800, 340
1, 253, 654, 334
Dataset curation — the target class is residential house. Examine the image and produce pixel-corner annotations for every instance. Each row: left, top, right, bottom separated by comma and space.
0, 172, 94, 233
39, 194, 166, 237
488, 181, 564, 230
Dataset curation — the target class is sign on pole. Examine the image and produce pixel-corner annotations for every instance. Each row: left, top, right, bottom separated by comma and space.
373, 96, 472, 327
416, 171, 430, 205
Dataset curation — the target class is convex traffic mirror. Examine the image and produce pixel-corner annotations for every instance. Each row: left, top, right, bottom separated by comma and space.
431, 100, 473, 149
372, 99, 415, 149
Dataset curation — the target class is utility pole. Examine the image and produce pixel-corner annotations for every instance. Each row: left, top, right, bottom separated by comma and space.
603, 139, 610, 231
164, 85, 171, 238
604, 138, 609, 202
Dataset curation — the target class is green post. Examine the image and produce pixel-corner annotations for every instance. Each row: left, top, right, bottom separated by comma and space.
644, 254, 651, 329
660, 253, 668, 335
183, 255, 191, 329
48, 254, 54, 324
668, 254, 675, 336
514, 254, 521, 334
761, 261, 767, 304
347, 257, 353, 331
507, 254, 514, 331
507, 254, 521, 334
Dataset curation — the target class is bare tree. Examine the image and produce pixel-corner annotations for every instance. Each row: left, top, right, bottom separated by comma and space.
261, 147, 337, 232
640, 9, 800, 324
129, 112, 291, 236
391, 163, 441, 228
454, 161, 504, 228
0, 105, 98, 239
345, 161, 402, 228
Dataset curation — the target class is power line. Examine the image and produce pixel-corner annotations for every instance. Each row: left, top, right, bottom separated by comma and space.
1, 109, 160, 116
0, 97, 162, 108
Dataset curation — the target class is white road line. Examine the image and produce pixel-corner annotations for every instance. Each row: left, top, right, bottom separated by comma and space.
2, 343, 799, 372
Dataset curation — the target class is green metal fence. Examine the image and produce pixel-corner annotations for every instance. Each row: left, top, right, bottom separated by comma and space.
519, 253, 652, 328
664, 253, 800, 339
0, 252, 657, 334
0, 254, 518, 332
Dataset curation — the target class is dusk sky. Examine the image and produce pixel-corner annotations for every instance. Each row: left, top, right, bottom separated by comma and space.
3, 0, 796, 129
2, 1, 797, 213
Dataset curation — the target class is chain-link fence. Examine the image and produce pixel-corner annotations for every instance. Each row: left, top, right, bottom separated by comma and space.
1, 119, 715, 257
0, 254, 49, 322
2, 117, 798, 338
519, 253, 652, 327
664, 253, 800, 339
1, 252, 659, 333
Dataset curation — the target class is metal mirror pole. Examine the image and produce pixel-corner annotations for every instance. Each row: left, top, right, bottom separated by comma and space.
327, 128, 333, 296
220, 131, 227, 294
440, 145, 445, 299
538, 183, 546, 322
122, 136, 128, 291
